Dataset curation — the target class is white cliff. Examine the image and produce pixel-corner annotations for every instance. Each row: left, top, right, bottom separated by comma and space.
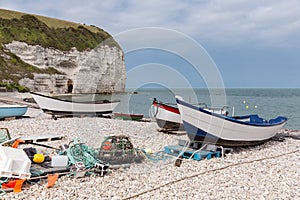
5, 41, 126, 93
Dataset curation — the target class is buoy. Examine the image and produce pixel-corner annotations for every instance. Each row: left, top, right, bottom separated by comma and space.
102, 141, 112, 150
245, 105, 249, 109
33, 153, 45, 163
143, 148, 152, 154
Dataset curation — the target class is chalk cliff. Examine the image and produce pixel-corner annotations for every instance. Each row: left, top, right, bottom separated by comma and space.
0, 9, 125, 94
5, 41, 125, 93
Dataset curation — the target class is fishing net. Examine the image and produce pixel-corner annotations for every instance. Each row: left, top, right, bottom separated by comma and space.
0, 128, 10, 144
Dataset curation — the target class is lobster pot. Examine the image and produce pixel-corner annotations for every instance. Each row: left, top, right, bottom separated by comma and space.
0, 147, 31, 179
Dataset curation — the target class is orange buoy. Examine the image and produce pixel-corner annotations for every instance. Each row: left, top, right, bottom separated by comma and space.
102, 141, 112, 150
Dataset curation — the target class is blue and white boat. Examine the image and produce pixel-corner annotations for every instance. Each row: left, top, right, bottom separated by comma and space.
176, 96, 287, 146
0, 105, 28, 119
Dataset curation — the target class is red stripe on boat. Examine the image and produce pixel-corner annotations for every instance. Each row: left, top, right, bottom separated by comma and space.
153, 101, 180, 114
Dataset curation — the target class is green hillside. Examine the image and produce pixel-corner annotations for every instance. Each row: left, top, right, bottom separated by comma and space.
0, 9, 118, 51
0, 9, 118, 92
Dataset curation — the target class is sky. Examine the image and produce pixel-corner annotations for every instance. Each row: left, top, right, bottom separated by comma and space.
1, 0, 300, 88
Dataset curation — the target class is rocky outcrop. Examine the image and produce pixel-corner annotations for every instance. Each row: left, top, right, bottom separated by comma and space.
5, 41, 126, 93
74, 45, 125, 93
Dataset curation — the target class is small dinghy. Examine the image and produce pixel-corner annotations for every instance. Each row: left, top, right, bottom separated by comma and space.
176, 96, 287, 146
0, 105, 28, 119
113, 112, 144, 121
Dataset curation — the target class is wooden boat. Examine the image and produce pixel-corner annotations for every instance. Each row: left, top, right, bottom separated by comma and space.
0, 105, 28, 119
151, 98, 228, 131
151, 98, 184, 131
176, 96, 287, 146
113, 112, 144, 121
30, 92, 119, 117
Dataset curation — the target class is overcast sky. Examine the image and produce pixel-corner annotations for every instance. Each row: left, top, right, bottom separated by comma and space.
1, 0, 300, 88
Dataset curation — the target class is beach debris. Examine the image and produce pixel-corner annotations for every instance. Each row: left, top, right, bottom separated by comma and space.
45, 173, 59, 188
20, 134, 65, 143
60, 138, 109, 177
141, 149, 173, 162
113, 112, 144, 121
23, 147, 51, 164
164, 140, 233, 162
174, 157, 182, 167
0, 146, 31, 179
51, 155, 68, 167
98, 135, 144, 165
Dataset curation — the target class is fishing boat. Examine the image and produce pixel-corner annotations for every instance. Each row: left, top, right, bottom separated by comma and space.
176, 96, 287, 146
151, 98, 183, 131
30, 92, 119, 117
0, 105, 28, 119
113, 112, 144, 121
151, 98, 228, 131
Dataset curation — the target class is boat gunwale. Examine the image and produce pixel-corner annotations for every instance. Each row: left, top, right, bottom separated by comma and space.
0, 105, 28, 108
152, 99, 180, 114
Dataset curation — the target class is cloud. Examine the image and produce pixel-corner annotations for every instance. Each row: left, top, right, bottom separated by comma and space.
1, 0, 299, 47
1, 0, 299, 88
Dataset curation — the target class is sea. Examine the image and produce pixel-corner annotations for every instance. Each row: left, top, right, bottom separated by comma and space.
105, 88, 300, 130
67, 88, 300, 130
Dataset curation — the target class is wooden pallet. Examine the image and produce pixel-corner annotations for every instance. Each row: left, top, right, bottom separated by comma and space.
20, 135, 65, 143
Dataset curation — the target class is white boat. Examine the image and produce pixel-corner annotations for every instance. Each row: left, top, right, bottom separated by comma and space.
176, 96, 287, 146
151, 98, 184, 131
30, 92, 119, 117
151, 98, 229, 131
0, 105, 28, 119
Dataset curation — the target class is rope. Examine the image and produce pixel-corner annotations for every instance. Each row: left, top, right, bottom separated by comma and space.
141, 150, 173, 162
65, 138, 103, 169
123, 148, 300, 200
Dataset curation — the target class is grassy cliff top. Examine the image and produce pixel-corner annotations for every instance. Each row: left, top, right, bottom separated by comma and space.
0, 9, 101, 33
0, 9, 118, 51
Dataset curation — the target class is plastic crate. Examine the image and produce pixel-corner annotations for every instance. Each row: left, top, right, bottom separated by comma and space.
0, 147, 31, 179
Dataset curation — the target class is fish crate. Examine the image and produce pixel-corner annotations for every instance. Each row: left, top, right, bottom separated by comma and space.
164, 145, 221, 161
0, 147, 31, 179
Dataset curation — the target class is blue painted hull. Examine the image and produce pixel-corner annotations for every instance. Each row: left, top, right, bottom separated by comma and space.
182, 121, 272, 146
0, 105, 28, 119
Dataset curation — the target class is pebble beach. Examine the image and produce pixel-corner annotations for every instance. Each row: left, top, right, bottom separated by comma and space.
0, 106, 299, 200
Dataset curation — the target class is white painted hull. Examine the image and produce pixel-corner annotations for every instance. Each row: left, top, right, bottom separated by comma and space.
154, 105, 182, 124
176, 96, 287, 145
30, 92, 119, 115
151, 99, 183, 130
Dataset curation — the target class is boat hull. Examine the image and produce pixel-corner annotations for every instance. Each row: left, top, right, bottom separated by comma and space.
0, 105, 28, 119
30, 92, 119, 116
176, 96, 287, 146
152, 99, 183, 131
155, 118, 185, 131
113, 113, 144, 121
